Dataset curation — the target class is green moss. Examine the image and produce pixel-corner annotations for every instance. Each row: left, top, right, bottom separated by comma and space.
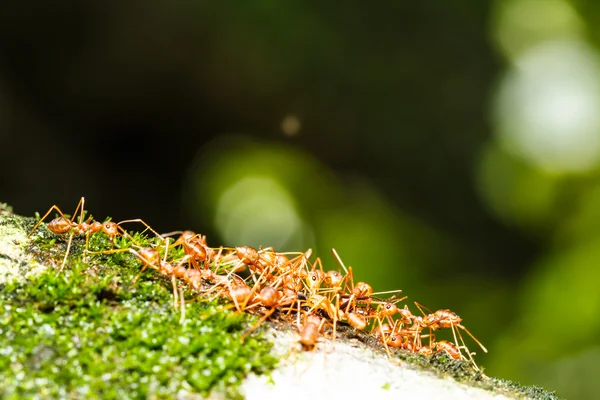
0, 219, 278, 400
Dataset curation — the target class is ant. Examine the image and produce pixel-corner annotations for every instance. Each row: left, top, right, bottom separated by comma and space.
124, 238, 192, 323
414, 302, 487, 370
28, 197, 122, 271
423, 340, 462, 360
169, 230, 215, 270
362, 294, 408, 354
240, 285, 298, 341
29, 197, 165, 272
297, 313, 326, 351
331, 249, 398, 314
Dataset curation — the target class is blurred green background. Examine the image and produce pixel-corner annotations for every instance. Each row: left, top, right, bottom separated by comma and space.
1, 1, 600, 398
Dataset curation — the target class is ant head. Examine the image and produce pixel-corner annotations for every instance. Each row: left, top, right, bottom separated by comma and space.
102, 222, 119, 238
386, 334, 403, 348
306, 270, 324, 288
382, 302, 399, 317
325, 270, 343, 287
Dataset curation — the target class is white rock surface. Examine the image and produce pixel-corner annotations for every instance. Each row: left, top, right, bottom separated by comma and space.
242, 329, 513, 400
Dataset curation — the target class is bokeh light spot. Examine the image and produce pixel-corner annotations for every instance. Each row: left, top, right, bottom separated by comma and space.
492, 0, 584, 60
214, 176, 307, 249
281, 114, 301, 136
492, 39, 600, 173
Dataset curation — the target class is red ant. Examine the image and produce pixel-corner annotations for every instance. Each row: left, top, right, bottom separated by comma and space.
29, 197, 166, 272
297, 314, 326, 350
28, 197, 123, 271
414, 302, 487, 370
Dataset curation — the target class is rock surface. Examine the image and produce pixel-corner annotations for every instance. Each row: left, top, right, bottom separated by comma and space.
242, 329, 512, 400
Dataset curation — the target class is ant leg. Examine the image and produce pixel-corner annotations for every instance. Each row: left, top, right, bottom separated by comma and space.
157, 238, 179, 310
296, 299, 302, 331
373, 315, 392, 358
414, 301, 433, 317
56, 197, 90, 271
58, 231, 75, 273
204, 262, 245, 297
128, 248, 160, 282
178, 285, 186, 325
452, 326, 480, 371
344, 266, 355, 295
241, 307, 277, 342
288, 249, 313, 273
331, 248, 349, 275
227, 281, 243, 312
428, 327, 433, 348
161, 230, 184, 238
314, 257, 324, 274
28, 205, 70, 237
411, 324, 422, 351
381, 321, 392, 358
458, 324, 488, 353
85, 247, 132, 256
117, 219, 165, 240
71, 197, 86, 226
59, 198, 90, 272
172, 274, 179, 310
371, 289, 405, 297
239, 265, 272, 310
331, 293, 340, 349
306, 296, 328, 315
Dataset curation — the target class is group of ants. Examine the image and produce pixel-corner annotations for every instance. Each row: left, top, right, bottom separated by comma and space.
28, 197, 488, 372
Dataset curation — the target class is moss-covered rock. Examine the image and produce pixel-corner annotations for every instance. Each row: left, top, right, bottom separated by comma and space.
0, 205, 560, 399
